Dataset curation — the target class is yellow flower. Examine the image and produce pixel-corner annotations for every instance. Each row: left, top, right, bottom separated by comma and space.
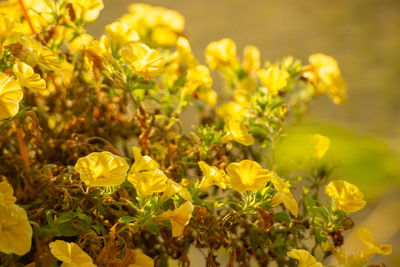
151, 27, 178, 46
309, 134, 330, 159
256, 64, 290, 96
69, 33, 94, 51
226, 160, 271, 192
0, 181, 16, 206
49, 240, 96, 267
13, 62, 46, 92
129, 146, 159, 174
198, 161, 229, 191
162, 179, 192, 201
0, 204, 32, 255
221, 118, 254, 146
308, 53, 347, 104
242, 45, 261, 73
128, 169, 168, 198
120, 43, 165, 80
205, 38, 237, 69
184, 65, 213, 94
357, 228, 392, 257
270, 173, 298, 217
156, 201, 194, 237
74, 151, 129, 187
216, 101, 249, 121
287, 249, 324, 267
106, 21, 139, 48
127, 250, 154, 267
18, 37, 59, 71
0, 16, 16, 42
0, 72, 23, 119
197, 88, 218, 106
68, 0, 104, 22
324, 180, 366, 213
173, 37, 197, 66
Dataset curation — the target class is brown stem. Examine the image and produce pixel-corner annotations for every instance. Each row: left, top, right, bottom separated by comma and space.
14, 120, 31, 171
18, 0, 36, 35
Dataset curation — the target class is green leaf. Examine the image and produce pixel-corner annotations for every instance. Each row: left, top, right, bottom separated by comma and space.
274, 211, 291, 223
119, 216, 136, 223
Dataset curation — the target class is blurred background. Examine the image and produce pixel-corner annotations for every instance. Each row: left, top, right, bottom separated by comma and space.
88, 0, 400, 265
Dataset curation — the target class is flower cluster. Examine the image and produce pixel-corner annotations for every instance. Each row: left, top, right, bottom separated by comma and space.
0, 0, 391, 266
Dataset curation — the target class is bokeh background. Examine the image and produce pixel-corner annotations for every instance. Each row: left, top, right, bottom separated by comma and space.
88, 0, 400, 265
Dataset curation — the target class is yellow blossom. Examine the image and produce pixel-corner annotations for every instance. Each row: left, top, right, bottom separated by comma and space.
128, 169, 168, 198
256, 64, 290, 96
198, 161, 229, 191
309, 134, 330, 159
270, 173, 298, 217
162, 179, 192, 201
106, 21, 139, 48
69, 34, 94, 51
173, 37, 197, 66
287, 249, 324, 267
0, 204, 32, 255
68, 0, 104, 22
0, 181, 16, 206
226, 160, 271, 192
324, 180, 366, 213
18, 37, 59, 71
216, 101, 249, 121
0, 72, 23, 119
120, 43, 165, 80
156, 201, 194, 237
0, 16, 16, 42
242, 45, 261, 73
74, 151, 129, 187
197, 88, 218, 106
49, 240, 96, 267
129, 146, 159, 174
205, 38, 237, 69
308, 53, 347, 104
221, 118, 254, 146
13, 62, 46, 92
233, 90, 251, 107
127, 250, 154, 267
151, 27, 178, 46
357, 228, 392, 257
185, 65, 213, 94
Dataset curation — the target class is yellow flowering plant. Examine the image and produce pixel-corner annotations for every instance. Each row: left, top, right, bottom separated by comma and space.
0, 0, 391, 266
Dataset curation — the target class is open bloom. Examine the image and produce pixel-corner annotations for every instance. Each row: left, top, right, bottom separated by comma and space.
128, 169, 168, 198
0, 72, 23, 119
198, 161, 229, 191
67, 0, 104, 22
324, 180, 366, 213
162, 179, 192, 201
242, 45, 261, 73
287, 249, 324, 267
256, 64, 290, 96
226, 160, 271, 192
0, 204, 33, 255
0, 181, 16, 206
106, 21, 139, 48
221, 118, 254, 146
74, 151, 129, 186
120, 43, 165, 80
18, 37, 59, 71
49, 240, 96, 267
129, 146, 159, 174
357, 228, 392, 257
156, 201, 194, 237
205, 38, 236, 69
309, 134, 330, 159
306, 53, 347, 104
270, 173, 298, 217
13, 62, 46, 92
